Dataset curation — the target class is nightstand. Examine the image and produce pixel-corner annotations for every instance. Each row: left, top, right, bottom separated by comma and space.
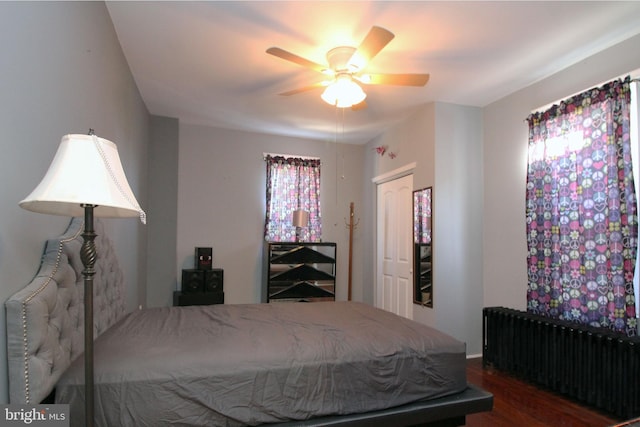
173, 291, 224, 306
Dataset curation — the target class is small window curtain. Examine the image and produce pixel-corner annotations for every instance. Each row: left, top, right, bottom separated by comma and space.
526, 76, 637, 335
264, 155, 321, 242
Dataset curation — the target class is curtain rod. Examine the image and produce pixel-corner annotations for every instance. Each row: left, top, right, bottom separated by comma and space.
531, 74, 640, 114
262, 152, 320, 160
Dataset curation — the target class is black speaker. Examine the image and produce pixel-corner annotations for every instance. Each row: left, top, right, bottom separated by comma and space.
182, 269, 204, 293
204, 269, 224, 293
195, 247, 213, 270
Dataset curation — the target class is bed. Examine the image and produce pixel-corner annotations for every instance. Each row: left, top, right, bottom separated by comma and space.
6, 218, 492, 426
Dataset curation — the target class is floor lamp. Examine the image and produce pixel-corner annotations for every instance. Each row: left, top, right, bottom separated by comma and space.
19, 132, 145, 427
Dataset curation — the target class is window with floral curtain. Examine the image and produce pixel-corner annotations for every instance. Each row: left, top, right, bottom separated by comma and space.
526, 76, 637, 335
264, 155, 321, 242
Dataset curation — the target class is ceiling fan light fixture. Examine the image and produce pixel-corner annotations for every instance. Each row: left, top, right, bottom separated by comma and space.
356, 74, 372, 84
321, 76, 366, 108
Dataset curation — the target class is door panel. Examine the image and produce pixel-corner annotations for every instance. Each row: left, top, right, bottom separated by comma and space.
376, 174, 413, 319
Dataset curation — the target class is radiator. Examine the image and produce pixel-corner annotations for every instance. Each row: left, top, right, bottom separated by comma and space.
483, 307, 640, 419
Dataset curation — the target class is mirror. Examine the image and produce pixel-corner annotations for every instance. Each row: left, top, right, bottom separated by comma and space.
413, 187, 433, 307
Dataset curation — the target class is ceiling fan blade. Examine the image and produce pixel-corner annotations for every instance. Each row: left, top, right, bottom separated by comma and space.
364, 73, 430, 86
278, 81, 327, 96
351, 100, 368, 111
267, 47, 329, 74
349, 26, 395, 69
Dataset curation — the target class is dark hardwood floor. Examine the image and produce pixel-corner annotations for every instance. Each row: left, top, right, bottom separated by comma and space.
464, 357, 621, 427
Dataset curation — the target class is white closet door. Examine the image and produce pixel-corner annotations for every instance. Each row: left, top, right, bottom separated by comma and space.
376, 173, 413, 319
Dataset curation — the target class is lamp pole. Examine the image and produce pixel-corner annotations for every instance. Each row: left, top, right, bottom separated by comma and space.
80, 205, 97, 427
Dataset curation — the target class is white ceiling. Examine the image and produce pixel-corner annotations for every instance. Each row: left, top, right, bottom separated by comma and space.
106, 1, 640, 144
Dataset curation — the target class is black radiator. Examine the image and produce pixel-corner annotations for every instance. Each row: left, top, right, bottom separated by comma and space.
483, 306, 640, 419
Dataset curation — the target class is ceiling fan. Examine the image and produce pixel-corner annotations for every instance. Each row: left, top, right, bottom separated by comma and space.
266, 26, 430, 109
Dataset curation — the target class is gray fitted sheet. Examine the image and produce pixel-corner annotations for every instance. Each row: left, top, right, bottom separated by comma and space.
55, 301, 466, 426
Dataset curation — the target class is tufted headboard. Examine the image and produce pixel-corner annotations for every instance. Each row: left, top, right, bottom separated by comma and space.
5, 217, 127, 404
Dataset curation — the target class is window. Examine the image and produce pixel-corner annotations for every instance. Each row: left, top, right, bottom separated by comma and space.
264, 155, 321, 242
526, 76, 637, 335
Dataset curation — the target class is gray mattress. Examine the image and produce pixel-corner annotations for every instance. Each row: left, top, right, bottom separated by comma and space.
55, 301, 466, 426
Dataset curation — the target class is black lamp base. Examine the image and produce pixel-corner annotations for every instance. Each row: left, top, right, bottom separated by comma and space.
80, 204, 96, 427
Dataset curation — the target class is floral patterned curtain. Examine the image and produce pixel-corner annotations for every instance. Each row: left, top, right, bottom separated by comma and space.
526, 77, 637, 335
413, 188, 432, 244
264, 155, 321, 242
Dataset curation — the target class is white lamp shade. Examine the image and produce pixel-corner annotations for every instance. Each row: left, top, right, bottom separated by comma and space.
20, 134, 145, 221
292, 209, 309, 227
321, 77, 366, 108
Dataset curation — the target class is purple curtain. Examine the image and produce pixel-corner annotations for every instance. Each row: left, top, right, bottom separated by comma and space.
526, 77, 637, 335
264, 156, 322, 242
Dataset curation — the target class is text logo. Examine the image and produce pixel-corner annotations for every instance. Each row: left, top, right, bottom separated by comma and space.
0, 405, 68, 426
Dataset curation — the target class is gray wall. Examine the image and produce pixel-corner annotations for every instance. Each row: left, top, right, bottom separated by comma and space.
361, 102, 484, 355
0, 2, 149, 403
176, 124, 365, 304
433, 103, 483, 355
146, 115, 179, 308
